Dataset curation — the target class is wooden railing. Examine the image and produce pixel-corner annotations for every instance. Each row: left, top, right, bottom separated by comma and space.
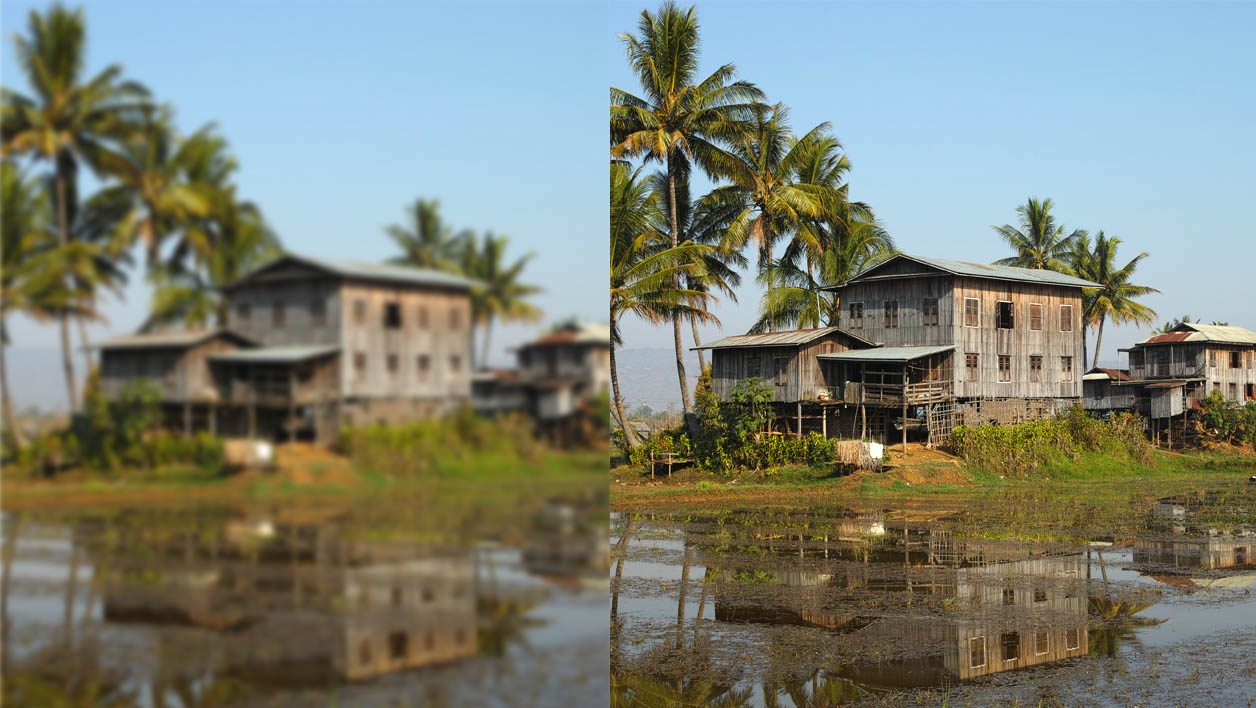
863, 381, 953, 405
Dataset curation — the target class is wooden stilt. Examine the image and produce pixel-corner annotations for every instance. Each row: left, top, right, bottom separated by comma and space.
796, 401, 802, 438
821, 407, 827, 439
901, 364, 908, 453
183, 402, 191, 436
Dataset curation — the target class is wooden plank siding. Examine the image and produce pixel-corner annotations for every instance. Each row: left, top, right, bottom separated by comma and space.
1129, 343, 1256, 402
100, 335, 245, 403
708, 331, 864, 403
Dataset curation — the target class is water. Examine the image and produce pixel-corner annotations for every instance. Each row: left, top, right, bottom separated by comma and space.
610, 486, 1256, 705
1, 497, 610, 707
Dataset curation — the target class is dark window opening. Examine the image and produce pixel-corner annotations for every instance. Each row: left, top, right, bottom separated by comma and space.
998, 355, 1011, 382
747, 357, 762, 378
450, 354, 462, 372
384, 302, 402, 328
1001, 632, 1020, 662
773, 357, 788, 386
354, 352, 367, 381
1033, 586, 1047, 603
883, 300, 899, 328
389, 632, 408, 660
1061, 356, 1074, 382
922, 297, 939, 326
996, 301, 1014, 329
848, 302, 864, 328
1231, 351, 1242, 368
1002, 588, 1015, 605
1030, 355, 1043, 383
236, 304, 251, 324
354, 299, 367, 324
387, 354, 399, 375
417, 354, 431, 380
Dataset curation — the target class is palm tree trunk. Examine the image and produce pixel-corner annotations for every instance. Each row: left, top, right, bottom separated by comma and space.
675, 541, 691, 649
691, 317, 705, 371
1082, 323, 1090, 372
1, 334, 25, 446
610, 344, 638, 449
78, 312, 93, 378
54, 170, 80, 413
1093, 317, 1106, 370
667, 155, 692, 414
480, 315, 493, 371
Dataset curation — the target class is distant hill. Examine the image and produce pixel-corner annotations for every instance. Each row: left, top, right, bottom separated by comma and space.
614, 347, 700, 413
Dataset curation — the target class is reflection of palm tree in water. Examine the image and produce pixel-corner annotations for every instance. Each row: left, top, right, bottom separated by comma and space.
764, 670, 867, 707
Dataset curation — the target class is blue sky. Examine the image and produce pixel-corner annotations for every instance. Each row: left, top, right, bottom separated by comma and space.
612, 1, 1255, 372
2, 0, 605, 410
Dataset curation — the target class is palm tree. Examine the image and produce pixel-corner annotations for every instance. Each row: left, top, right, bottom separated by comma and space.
1152, 315, 1196, 334
706, 105, 847, 330
2, 163, 56, 444
1080, 232, 1158, 368
386, 198, 466, 272
610, 162, 716, 447
1, 4, 151, 411
463, 232, 543, 369
993, 197, 1082, 272
612, 1, 763, 413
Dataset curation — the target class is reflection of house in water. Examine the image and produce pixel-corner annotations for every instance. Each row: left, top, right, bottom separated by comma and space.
1135, 494, 1255, 573
522, 500, 610, 587
708, 522, 1089, 687
93, 515, 477, 682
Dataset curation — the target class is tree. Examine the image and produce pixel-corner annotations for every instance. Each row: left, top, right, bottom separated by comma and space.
705, 105, 851, 332
2, 4, 151, 411
1079, 231, 1158, 368
1152, 315, 1195, 334
610, 162, 716, 447
993, 197, 1082, 272
385, 198, 467, 272
612, 1, 763, 413
462, 232, 543, 369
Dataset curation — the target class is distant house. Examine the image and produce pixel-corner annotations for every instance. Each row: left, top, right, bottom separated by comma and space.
1081, 367, 1135, 413
98, 252, 476, 442
696, 253, 1099, 446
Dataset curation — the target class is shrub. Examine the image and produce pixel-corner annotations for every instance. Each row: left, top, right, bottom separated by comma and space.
338, 409, 545, 478
1198, 392, 1256, 447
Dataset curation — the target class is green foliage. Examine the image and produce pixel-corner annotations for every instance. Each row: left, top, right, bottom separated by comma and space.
1198, 392, 1256, 447
626, 429, 692, 468
337, 409, 545, 478
948, 407, 1153, 478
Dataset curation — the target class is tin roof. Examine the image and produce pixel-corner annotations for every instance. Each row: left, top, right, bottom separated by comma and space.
1084, 367, 1133, 381
209, 344, 340, 364
523, 322, 610, 348
832, 253, 1100, 289
817, 344, 955, 363
228, 252, 478, 291
97, 328, 254, 351
1137, 323, 1256, 346
695, 326, 874, 351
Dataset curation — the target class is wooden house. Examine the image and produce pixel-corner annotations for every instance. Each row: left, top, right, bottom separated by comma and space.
515, 322, 611, 422
99, 252, 477, 442
1082, 367, 1135, 413
1120, 322, 1256, 409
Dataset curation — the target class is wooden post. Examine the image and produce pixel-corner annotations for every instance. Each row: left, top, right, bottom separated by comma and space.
209, 402, 217, 436
821, 407, 827, 439
901, 364, 908, 453
796, 401, 802, 438
183, 402, 191, 436
288, 369, 297, 442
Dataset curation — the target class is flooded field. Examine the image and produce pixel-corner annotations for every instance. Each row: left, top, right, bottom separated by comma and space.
610, 482, 1256, 705
1, 493, 609, 707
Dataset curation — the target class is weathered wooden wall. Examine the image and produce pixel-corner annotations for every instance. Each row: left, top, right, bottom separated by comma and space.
708, 331, 859, 403
1130, 343, 1256, 402
100, 336, 244, 403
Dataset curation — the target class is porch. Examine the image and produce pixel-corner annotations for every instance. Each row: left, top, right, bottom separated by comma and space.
816, 345, 956, 407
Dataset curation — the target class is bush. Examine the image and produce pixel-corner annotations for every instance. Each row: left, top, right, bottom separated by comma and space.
338, 409, 545, 478
948, 406, 1153, 478
1198, 392, 1256, 447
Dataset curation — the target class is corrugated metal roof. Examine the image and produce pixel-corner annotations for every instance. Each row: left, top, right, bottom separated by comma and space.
695, 326, 871, 350
1084, 367, 1132, 381
97, 328, 253, 350
1138, 323, 1256, 346
524, 322, 610, 348
838, 253, 1100, 289
817, 344, 955, 362
210, 345, 340, 364
229, 253, 478, 291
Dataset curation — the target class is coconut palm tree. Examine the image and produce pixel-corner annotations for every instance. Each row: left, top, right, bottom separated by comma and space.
610, 162, 716, 446
386, 198, 467, 272
993, 197, 1082, 273
1, 4, 151, 411
463, 232, 543, 369
1080, 231, 1158, 368
612, 1, 763, 413
1152, 315, 1196, 334
705, 105, 848, 330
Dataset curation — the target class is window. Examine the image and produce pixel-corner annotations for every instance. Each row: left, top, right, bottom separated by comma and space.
392, 586, 403, 606
773, 357, 788, 386
272, 302, 286, 327
1248, 351, 1254, 369
1002, 587, 1015, 605
424, 633, 436, 651
359, 640, 372, 666
449, 354, 462, 372
998, 355, 1011, 383
1033, 586, 1047, 603
389, 632, 408, 660
1001, 632, 1020, 662
1029, 303, 1043, 330
848, 302, 864, 328
1231, 351, 1242, 368
1034, 631, 1050, 656
1209, 349, 1217, 367
311, 300, 326, 327
384, 302, 402, 329
417, 305, 430, 329
883, 300, 899, 328
1248, 384, 1256, 401
996, 301, 1014, 329
965, 353, 979, 382
354, 299, 367, 325
449, 308, 461, 330
964, 297, 980, 327
235, 304, 251, 325
969, 636, 987, 669
747, 357, 761, 378
1230, 383, 1238, 400
417, 354, 431, 380
1060, 304, 1074, 331
1065, 628, 1080, 651
1214, 381, 1222, 394
387, 353, 399, 375
1061, 356, 1074, 382
422, 586, 435, 603
922, 297, 939, 326
1029, 355, 1043, 383
354, 352, 367, 380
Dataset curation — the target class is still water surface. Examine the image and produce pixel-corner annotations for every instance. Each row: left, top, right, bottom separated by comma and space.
610, 487, 1256, 705
2, 498, 609, 707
